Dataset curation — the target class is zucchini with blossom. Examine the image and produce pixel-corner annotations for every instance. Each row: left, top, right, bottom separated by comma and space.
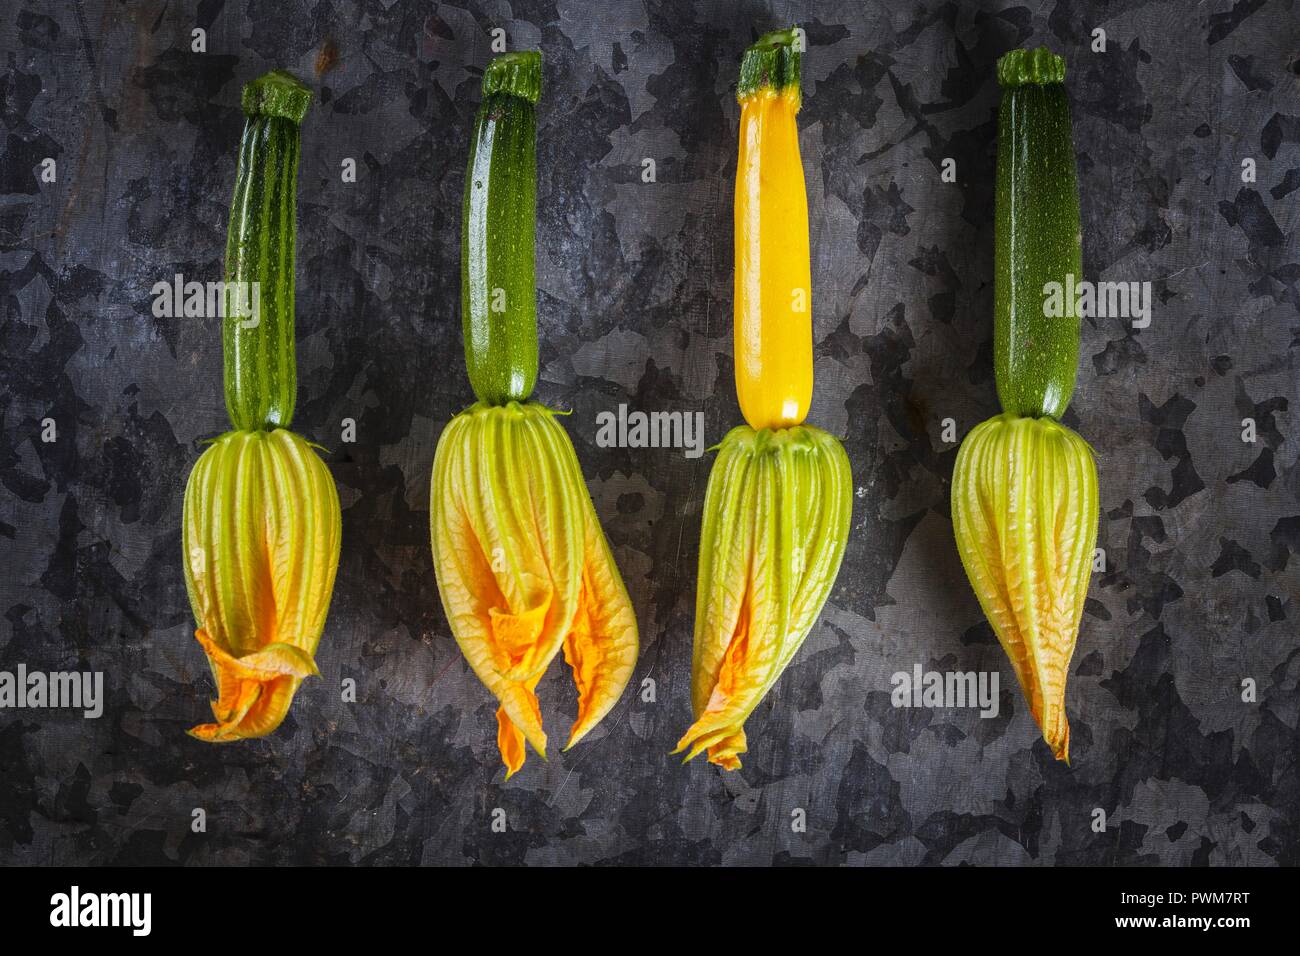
674, 29, 853, 770
951, 48, 1099, 762
181, 71, 342, 742
430, 53, 639, 778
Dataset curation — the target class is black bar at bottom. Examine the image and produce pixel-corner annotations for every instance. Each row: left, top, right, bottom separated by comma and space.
0, 865, 1279, 939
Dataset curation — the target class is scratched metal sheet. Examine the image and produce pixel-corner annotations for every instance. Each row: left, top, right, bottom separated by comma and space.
0, 0, 1297, 865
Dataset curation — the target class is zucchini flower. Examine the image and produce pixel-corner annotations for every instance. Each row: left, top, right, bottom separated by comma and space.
183, 429, 340, 740
676, 425, 851, 768
431, 403, 638, 775
952, 414, 1097, 761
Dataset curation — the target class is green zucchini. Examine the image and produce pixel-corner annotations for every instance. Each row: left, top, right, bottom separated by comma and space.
461, 52, 540, 406
993, 48, 1081, 420
223, 70, 311, 431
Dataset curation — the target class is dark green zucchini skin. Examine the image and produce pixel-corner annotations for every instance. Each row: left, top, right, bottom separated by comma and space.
223, 70, 311, 431
461, 52, 540, 406
993, 48, 1082, 421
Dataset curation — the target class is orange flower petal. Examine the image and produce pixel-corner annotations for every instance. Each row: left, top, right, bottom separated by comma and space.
187, 628, 317, 741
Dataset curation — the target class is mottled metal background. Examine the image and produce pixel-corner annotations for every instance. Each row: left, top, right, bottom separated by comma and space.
1, 0, 1297, 866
